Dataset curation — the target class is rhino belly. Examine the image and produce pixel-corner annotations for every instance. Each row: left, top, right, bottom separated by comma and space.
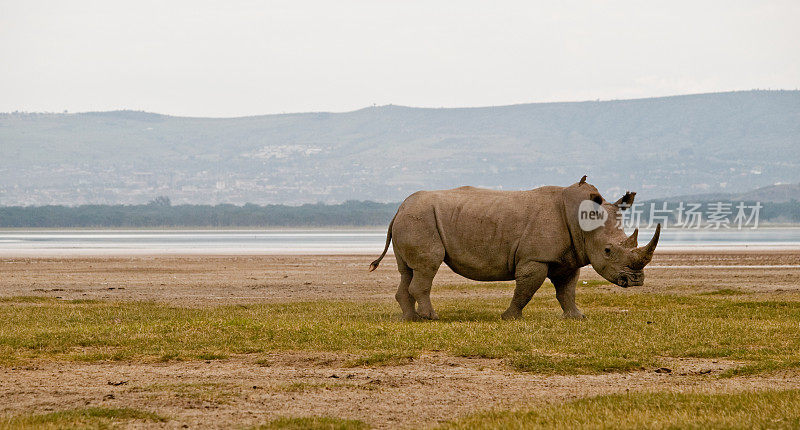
443, 254, 515, 282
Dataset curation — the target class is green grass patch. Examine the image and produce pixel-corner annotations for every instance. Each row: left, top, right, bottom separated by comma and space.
438, 280, 610, 292
0, 407, 165, 429
255, 416, 369, 430
719, 359, 800, 378
1, 290, 799, 375
440, 389, 800, 429
701, 288, 746, 296
196, 352, 229, 360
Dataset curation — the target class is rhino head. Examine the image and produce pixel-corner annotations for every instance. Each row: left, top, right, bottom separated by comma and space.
568, 176, 661, 288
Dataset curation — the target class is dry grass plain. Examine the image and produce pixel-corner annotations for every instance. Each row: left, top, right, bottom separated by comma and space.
1, 251, 799, 428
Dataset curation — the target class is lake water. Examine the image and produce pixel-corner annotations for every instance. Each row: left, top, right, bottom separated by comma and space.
0, 228, 799, 255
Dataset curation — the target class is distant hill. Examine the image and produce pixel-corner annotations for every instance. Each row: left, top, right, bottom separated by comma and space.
1, 90, 799, 205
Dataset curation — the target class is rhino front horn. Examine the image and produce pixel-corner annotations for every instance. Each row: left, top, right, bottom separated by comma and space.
635, 224, 661, 262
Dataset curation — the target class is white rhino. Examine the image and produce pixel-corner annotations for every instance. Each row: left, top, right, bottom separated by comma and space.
369, 177, 660, 321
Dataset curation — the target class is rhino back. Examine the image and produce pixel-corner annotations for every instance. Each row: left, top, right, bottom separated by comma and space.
392, 186, 574, 281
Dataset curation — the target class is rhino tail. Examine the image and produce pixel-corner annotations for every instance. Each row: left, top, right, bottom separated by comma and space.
369, 213, 396, 272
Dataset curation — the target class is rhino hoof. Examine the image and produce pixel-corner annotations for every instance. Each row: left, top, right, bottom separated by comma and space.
501, 309, 523, 320
402, 313, 422, 322
417, 310, 439, 320
562, 312, 586, 320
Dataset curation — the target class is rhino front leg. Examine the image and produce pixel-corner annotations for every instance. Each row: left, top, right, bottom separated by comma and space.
502, 262, 548, 320
551, 268, 585, 320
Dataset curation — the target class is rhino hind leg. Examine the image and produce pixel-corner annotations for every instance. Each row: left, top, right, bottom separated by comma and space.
394, 257, 418, 321
390, 209, 445, 321
408, 269, 439, 320
502, 262, 548, 320
551, 268, 585, 320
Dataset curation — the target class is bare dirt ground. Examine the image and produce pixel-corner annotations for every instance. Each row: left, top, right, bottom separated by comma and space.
4, 354, 800, 429
1, 251, 800, 428
2, 251, 799, 304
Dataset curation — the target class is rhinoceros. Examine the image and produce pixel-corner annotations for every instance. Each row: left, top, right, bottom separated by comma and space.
368, 176, 660, 321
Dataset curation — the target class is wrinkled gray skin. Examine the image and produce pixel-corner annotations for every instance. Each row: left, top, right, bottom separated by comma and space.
369, 177, 660, 321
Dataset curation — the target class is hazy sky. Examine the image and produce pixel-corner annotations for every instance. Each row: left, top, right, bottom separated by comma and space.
2, 0, 798, 117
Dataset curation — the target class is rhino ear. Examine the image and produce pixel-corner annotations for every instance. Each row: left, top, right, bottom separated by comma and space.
588, 192, 603, 205
614, 191, 636, 210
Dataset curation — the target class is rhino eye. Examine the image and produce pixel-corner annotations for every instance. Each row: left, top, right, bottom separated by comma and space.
604, 247, 612, 256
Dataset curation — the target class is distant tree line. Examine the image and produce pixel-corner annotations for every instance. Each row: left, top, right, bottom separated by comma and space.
0, 198, 796, 228
759, 200, 800, 223
0, 199, 400, 228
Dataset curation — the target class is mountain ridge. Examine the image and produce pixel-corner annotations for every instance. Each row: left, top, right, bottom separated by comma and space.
8, 89, 792, 118
1, 90, 799, 205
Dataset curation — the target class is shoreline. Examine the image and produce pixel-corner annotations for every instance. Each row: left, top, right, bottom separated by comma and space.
2, 245, 800, 257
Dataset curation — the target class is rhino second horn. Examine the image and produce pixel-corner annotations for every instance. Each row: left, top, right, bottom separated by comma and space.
622, 228, 639, 248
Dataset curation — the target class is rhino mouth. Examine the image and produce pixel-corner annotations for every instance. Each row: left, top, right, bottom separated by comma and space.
617, 272, 644, 288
